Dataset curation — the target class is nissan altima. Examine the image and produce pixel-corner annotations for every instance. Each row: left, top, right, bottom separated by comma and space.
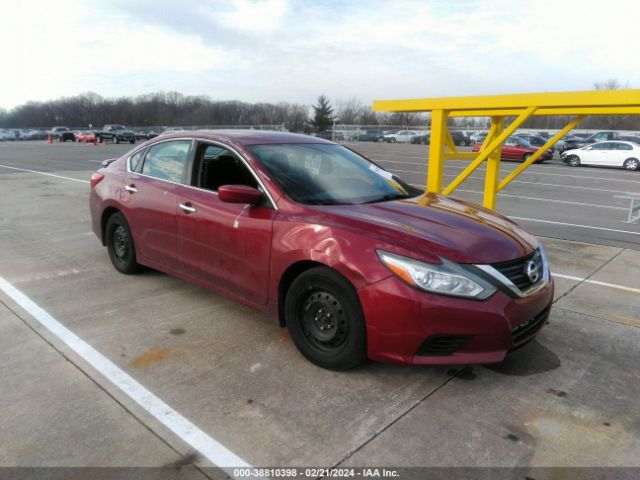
89, 131, 553, 370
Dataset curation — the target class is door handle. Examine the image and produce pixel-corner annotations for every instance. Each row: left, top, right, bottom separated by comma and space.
125, 184, 138, 193
179, 203, 196, 213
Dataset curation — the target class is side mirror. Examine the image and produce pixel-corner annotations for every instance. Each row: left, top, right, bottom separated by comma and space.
218, 185, 262, 204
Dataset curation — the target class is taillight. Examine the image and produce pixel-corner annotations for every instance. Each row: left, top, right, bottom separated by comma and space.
90, 172, 104, 188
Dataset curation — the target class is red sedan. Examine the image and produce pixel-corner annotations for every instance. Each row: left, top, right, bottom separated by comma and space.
76, 131, 97, 143
89, 131, 553, 369
472, 136, 553, 162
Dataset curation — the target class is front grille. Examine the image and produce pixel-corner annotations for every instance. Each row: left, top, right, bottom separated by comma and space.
491, 249, 544, 292
416, 335, 472, 356
512, 306, 550, 343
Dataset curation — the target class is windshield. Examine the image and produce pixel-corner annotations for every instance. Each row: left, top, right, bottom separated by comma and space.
248, 143, 419, 205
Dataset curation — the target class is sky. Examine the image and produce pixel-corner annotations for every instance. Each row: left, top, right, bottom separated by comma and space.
1, 0, 639, 110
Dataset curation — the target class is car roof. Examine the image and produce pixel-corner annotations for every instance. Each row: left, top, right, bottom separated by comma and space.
157, 129, 335, 146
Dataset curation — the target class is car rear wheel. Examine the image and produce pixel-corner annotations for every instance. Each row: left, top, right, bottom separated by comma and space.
106, 213, 142, 274
285, 267, 367, 370
567, 155, 580, 167
623, 158, 639, 171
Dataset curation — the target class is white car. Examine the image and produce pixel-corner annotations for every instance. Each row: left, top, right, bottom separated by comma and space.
383, 130, 419, 143
0, 129, 8, 141
561, 141, 640, 171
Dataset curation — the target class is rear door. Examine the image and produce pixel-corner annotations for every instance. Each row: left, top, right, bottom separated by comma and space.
121, 139, 193, 270
176, 142, 275, 304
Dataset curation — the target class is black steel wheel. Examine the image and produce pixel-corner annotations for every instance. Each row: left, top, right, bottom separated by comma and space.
106, 212, 142, 274
285, 267, 366, 370
522, 152, 533, 162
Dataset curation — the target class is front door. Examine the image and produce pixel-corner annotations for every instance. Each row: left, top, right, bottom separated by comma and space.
177, 143, 275, 304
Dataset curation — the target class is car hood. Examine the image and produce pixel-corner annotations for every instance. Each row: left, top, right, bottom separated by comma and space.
315, 194, 538, 264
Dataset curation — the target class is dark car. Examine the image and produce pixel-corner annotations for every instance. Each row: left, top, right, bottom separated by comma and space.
50, 126, 76, 142
514, 134, 549, 148
135, 130, 159, 140
560, 131, 619, 152
358, 129, 384, 142
411, 133, 430, 144
90, 131, 553, 370
96, 124, 137, 144
316, 130, 345, 141
472, 136, 553, 162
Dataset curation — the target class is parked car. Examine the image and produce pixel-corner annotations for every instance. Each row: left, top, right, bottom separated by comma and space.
0, 129, 8, 141
315, 130, 345, 141
383, 130, 419, 143
50, 126, 76, 142
159, 127, 186, 136
135, 130, 159, 140
561, 141, 640, 171
451, 131, 472, 146
76, 131, 97, 143
559, 131, 620, 152
95, 125, 136, 144
358, 129, 384, 142
514, 133, 548, 148
90, 131, 553, 370
472, 136, 552, 162
411, 133, 430, 145
470, 131, 488, 143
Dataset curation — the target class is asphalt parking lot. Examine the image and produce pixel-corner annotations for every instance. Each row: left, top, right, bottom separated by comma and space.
1, 140, 639, 479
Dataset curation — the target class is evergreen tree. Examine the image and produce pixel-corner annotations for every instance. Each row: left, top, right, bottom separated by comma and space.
310, 94, 334, 132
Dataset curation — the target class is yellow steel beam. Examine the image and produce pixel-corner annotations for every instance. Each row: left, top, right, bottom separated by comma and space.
426, 110, 447, 192
373, 89, 640, 113
448, 106, 640, 117
483, 117, 504, 209
498, 115, 587, 191
442, 107, 536, 195
444, 129, 458, 153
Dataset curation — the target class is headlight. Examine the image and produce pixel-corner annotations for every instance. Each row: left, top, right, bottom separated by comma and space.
377, 251, 496, 300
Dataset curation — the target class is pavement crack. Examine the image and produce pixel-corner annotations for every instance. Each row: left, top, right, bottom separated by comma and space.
552, 248, 626, 305
326, 367, 466, 474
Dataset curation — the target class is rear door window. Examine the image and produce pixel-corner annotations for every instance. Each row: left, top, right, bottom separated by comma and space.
141, 140, 192, 183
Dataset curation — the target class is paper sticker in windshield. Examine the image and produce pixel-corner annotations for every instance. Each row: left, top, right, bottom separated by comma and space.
369, 164, 394, 180
304, 155, 321, 175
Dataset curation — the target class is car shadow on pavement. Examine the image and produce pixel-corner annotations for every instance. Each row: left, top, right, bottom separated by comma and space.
483, 341, 561, 376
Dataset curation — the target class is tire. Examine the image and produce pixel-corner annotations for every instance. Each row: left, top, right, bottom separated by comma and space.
567, 155, 580, 167
389, 137, 396, 143
623, 158, 639, 171
96, 136, 102, 143
105, 212, 142, 274
522, 152, 533, 162
129, 139, 135, 144
285, 267, 367, 370
113, 136, 120, 144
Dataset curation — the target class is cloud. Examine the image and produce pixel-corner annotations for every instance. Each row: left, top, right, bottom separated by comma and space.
1, 0, 639, 111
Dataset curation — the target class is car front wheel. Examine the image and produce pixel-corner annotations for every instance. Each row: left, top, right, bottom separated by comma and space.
623, 158, 639, 171
567, 155, 580, 167
285, 267, 367, 370
106, 212, 142, 274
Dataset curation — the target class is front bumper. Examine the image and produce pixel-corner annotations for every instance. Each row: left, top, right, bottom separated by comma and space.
358, 275, 554, 365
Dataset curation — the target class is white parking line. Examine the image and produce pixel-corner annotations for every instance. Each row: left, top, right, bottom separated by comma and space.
552, 273, 640, 295
511, 216, 640, 236
0, 276, 251, 476
0, 164, 89, 184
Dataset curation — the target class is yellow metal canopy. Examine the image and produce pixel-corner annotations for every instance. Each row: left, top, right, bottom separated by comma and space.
373, 90, 640, 209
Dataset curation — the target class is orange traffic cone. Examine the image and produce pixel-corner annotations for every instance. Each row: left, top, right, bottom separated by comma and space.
47, 134, 52, 144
